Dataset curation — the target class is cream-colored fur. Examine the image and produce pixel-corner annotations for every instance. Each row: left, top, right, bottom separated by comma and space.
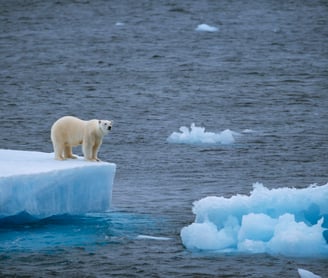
51, 116, 112, 162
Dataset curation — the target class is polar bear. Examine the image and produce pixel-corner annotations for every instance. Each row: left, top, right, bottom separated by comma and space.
51, 116, 112, 162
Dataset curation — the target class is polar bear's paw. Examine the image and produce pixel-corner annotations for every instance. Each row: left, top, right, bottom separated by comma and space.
87, 158, 101, 162
54, 155, 65, 161
66, 154, 78, 159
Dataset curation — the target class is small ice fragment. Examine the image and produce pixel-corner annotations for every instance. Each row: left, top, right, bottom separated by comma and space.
137, 235, 171, 241
167, 123, 238, 145
195, 24, 218, 32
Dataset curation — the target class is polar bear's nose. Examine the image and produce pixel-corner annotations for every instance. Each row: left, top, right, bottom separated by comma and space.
108, 126, 112, 130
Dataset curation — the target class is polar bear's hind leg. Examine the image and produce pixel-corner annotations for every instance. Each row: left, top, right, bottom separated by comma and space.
64, 145, 77, 159
53, 142, 65, 160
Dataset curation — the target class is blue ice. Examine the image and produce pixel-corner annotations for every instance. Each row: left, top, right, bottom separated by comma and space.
0, 149, 116, 219
0, 212, 165, 251
181, 183, 328, 257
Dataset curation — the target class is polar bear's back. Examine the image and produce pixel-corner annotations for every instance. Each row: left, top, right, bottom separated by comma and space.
51, 116, 86, 146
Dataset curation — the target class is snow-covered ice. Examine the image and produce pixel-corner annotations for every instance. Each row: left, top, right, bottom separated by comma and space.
181, 183, 328, 257
0, 149, 116, 219
195, 24, 219, 32
167, 123, 239, 145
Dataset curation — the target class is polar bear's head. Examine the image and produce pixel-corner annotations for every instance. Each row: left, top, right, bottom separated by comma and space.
99, 120, 113, 135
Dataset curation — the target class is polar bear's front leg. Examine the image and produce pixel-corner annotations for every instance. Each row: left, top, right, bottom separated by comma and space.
82, 138, 99, 161
92, 141, 101, 161
82, 141, 93, 161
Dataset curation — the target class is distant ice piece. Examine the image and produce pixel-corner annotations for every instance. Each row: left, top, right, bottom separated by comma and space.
298, 268, 321, 278
181, 183, 328, 257
195, 24, 219, 32
136, 235, 172, 241
167, 123, 239, 145
0, 149, 116, 219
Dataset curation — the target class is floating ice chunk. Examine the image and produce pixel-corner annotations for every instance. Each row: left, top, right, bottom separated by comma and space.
136, 235, 171, 241
195, 24, 219, 32
167, 123, 239, 145
115, 22, 125, 26
181, 183, 328, 257
268, 214, 326, 257
238, 213, 277, 242
242, 129, 255, 133
0, 149, 116, 219
298, 268, 321, 278
273, 27, 281, 33
181, 216, 239, 251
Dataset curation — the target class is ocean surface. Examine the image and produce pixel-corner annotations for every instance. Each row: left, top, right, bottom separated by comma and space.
1, 0, 328, 277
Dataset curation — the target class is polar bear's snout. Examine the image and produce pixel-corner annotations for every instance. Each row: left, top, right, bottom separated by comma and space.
99, 120, 113, 135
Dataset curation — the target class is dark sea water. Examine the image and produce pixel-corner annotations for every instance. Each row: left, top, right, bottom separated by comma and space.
1, 0, 328, 277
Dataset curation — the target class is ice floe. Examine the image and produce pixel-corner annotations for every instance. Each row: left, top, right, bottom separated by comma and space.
0, 149, 116, 219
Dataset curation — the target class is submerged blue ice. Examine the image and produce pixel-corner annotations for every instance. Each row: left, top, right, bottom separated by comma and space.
181, 183, 328, 257
167, 123, 239, 145
0, 212, 166, 251
0, 149, 116, 219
